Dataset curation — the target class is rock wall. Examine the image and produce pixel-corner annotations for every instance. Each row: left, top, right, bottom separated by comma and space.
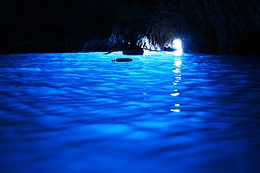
0, 0, 259, 54
110, 0, 259, 54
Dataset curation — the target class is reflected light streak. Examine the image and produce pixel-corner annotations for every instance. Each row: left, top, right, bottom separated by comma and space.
171, 57, 182, 112
171, 109, 180, 112
172, 69, 181, 73
172, 50, 183, 56
174, 59, 182, 67
171, 93, 180, 97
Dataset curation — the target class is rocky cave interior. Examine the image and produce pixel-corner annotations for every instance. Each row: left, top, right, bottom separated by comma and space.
0, 0, 259, 54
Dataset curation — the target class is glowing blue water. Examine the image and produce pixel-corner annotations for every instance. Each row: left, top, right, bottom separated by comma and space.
0, 52, 259, 173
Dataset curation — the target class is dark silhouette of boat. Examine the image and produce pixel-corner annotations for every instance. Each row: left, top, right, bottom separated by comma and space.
163, 47, 177, 52
122, 42, 143, 55
111, 58, 133, 62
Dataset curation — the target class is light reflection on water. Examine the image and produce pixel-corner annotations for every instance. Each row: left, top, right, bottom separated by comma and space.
171, 57, 182, 113
0, 52, 260, 173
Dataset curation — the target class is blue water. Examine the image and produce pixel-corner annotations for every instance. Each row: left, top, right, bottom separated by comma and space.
0, 52, 259, 173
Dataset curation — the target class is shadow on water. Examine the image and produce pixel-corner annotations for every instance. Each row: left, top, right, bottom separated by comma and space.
0, 52, 259, 173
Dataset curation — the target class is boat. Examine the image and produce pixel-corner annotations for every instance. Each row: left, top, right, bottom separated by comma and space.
111, 58, 133, 62
163, 46, 177, 52
122, 42, 143, 55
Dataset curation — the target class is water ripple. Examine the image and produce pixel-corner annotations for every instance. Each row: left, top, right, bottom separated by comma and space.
0, 53, 259, 173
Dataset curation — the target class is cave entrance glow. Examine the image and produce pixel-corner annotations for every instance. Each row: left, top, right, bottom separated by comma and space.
172, 39, 183, 56
137, 36, 183, 56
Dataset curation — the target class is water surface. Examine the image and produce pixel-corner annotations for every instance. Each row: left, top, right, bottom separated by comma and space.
0, 52, 259, 173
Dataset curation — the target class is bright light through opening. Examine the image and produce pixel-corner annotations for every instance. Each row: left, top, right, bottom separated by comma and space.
172, 39, 183, 56
173, 39, 182, 51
